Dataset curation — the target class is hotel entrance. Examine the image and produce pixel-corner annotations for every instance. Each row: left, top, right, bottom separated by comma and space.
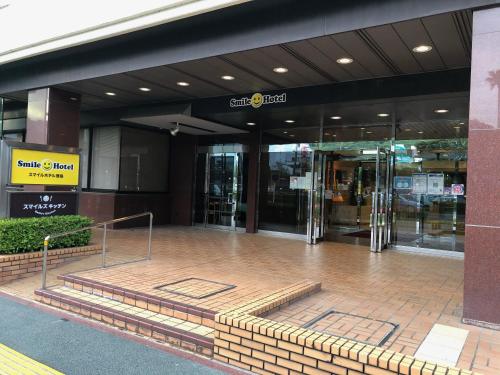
257, 93, 468, 253
309, 147, 393, 252
194, 145, 248, 231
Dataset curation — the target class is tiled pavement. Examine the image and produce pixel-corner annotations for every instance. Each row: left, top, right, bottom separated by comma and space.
1, 226, 499, 374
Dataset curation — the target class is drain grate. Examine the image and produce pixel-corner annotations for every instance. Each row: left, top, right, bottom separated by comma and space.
302, 308, 399, 347
155, 278, 236, 299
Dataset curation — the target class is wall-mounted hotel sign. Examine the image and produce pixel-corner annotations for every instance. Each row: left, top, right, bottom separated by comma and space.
10, 148, 80, 186
229, 92, 286, 109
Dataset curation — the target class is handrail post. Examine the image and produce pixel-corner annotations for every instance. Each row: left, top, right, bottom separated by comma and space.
41, 236, 50, 289
102, 223, 107, 268
147, 213, 153, 260
147, 212, 153, 260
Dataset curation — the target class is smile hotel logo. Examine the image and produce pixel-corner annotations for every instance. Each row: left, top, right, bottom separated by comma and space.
17, 159, 75, 171
230, 92, 286, 109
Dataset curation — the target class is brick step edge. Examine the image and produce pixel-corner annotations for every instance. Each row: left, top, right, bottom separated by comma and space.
35, 289, 213, 357
58, 274, 216, 327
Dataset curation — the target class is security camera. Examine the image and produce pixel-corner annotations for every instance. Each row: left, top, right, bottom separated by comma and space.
170, 122, 180, 136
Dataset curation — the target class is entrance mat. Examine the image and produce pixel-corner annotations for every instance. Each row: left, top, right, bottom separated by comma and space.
302, 308, 399, 347
342, 230, 372, 238
155, 278, 236, 299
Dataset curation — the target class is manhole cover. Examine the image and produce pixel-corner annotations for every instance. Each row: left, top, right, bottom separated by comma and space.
155, 278, 236, 299
303, 309, 398, 346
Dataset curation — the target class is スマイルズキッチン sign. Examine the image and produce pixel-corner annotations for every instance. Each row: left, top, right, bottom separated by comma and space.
10, 148, 80, 186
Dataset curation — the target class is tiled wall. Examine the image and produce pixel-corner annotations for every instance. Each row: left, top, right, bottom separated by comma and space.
0, 245, 101, 284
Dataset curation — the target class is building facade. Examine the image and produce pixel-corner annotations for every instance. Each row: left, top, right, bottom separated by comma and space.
0, 0, 499, 328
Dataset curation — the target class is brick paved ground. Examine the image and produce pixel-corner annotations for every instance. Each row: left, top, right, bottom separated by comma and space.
1, 226, 498, 374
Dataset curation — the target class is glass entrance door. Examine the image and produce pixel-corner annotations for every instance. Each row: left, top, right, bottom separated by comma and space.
195, 151, 244, 230
308, 147, 394, 250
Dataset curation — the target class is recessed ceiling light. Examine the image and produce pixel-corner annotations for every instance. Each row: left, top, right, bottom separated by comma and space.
412, 45, 433, 53
177, 81, 190, 87
454, 126, 461, 129
360, 127, 366, 130
105, 92, 116, 96
70, 97, 78, 101
418, 131, 424, 134
366, 131, 373, 134
377, 113, 390, 117
139, 87, 151, 92
434, 109, 449, 113
246, 122, 256, 126
330, 116, 342, 120
332, 134, 336, 137
324, 132, 331, 136
336, 57, 353, 64
285, 120, 295, 124
289, 134, 295, 137
283, 131, 288, 134
459, 122, 465, 125
273, 67, 288, 74
221, 75, 235, 80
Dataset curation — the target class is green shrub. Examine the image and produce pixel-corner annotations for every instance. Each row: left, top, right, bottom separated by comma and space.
0, 215, 92, 254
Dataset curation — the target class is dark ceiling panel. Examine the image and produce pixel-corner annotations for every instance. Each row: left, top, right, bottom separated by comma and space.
422, 13, 470, 68
224, 46, 328, 89
330, 32, 394, 77
365, 24, 423, 74
285, 38, 353, 81
170, 57, 276, 94
392, 19, 446, 71
309, 35, 374, 80
134, 65, 229, 98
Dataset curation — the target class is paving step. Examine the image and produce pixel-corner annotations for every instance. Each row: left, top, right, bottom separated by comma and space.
58, 274, 216, 328
35, 286, 214, 356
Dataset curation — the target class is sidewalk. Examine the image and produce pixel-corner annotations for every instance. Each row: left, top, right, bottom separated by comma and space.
0, 292, 237, 375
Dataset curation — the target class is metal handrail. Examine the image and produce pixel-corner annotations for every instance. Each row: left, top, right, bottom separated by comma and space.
41, 212, 153, 289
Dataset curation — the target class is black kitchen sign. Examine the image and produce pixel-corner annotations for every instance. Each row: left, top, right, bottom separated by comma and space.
9, 192, 78, 218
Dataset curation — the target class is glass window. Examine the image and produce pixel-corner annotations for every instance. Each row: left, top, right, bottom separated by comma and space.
90, 126, 120, 190
392, 95, 468, 252
259, 144, 312, 234
119, 127, 168, 191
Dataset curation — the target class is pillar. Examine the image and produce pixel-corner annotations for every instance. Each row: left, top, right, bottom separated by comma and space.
463, 6, 500, 329
246, 130, 260, 233
26, 87, 81, 147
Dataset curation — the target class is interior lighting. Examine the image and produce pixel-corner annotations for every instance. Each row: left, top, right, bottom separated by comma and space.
273, 67, 288, 73
105, 92, 116, 96
177, 81, 190, 87
331, 116, 342, 120
139, 87, 151, 92
412, 45, 433, 53
246, 122, 256, 126
285, 120, 295, 124
221, 75, 235, 80
377, 113, 390, 117
434, 109, 449, 113
336, 57, 353, 64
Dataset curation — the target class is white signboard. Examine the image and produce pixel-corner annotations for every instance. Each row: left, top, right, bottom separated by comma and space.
427, 173, 444, 195
412, 173, 428, 194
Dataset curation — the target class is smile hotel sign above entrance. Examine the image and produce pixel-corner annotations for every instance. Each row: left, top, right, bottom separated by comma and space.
229, 92, 286, 109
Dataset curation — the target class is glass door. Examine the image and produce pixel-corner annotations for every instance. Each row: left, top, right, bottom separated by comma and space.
308, 151, 326, 244
206, 152, 238, 229
195, 151, 243, 230
369, 147, 393, 252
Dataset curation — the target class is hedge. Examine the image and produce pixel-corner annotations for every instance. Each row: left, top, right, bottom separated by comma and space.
0, 215, 92, 254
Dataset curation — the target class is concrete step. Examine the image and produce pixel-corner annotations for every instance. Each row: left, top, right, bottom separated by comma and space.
57, 274, 216, 328
35, 286, 214, 356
